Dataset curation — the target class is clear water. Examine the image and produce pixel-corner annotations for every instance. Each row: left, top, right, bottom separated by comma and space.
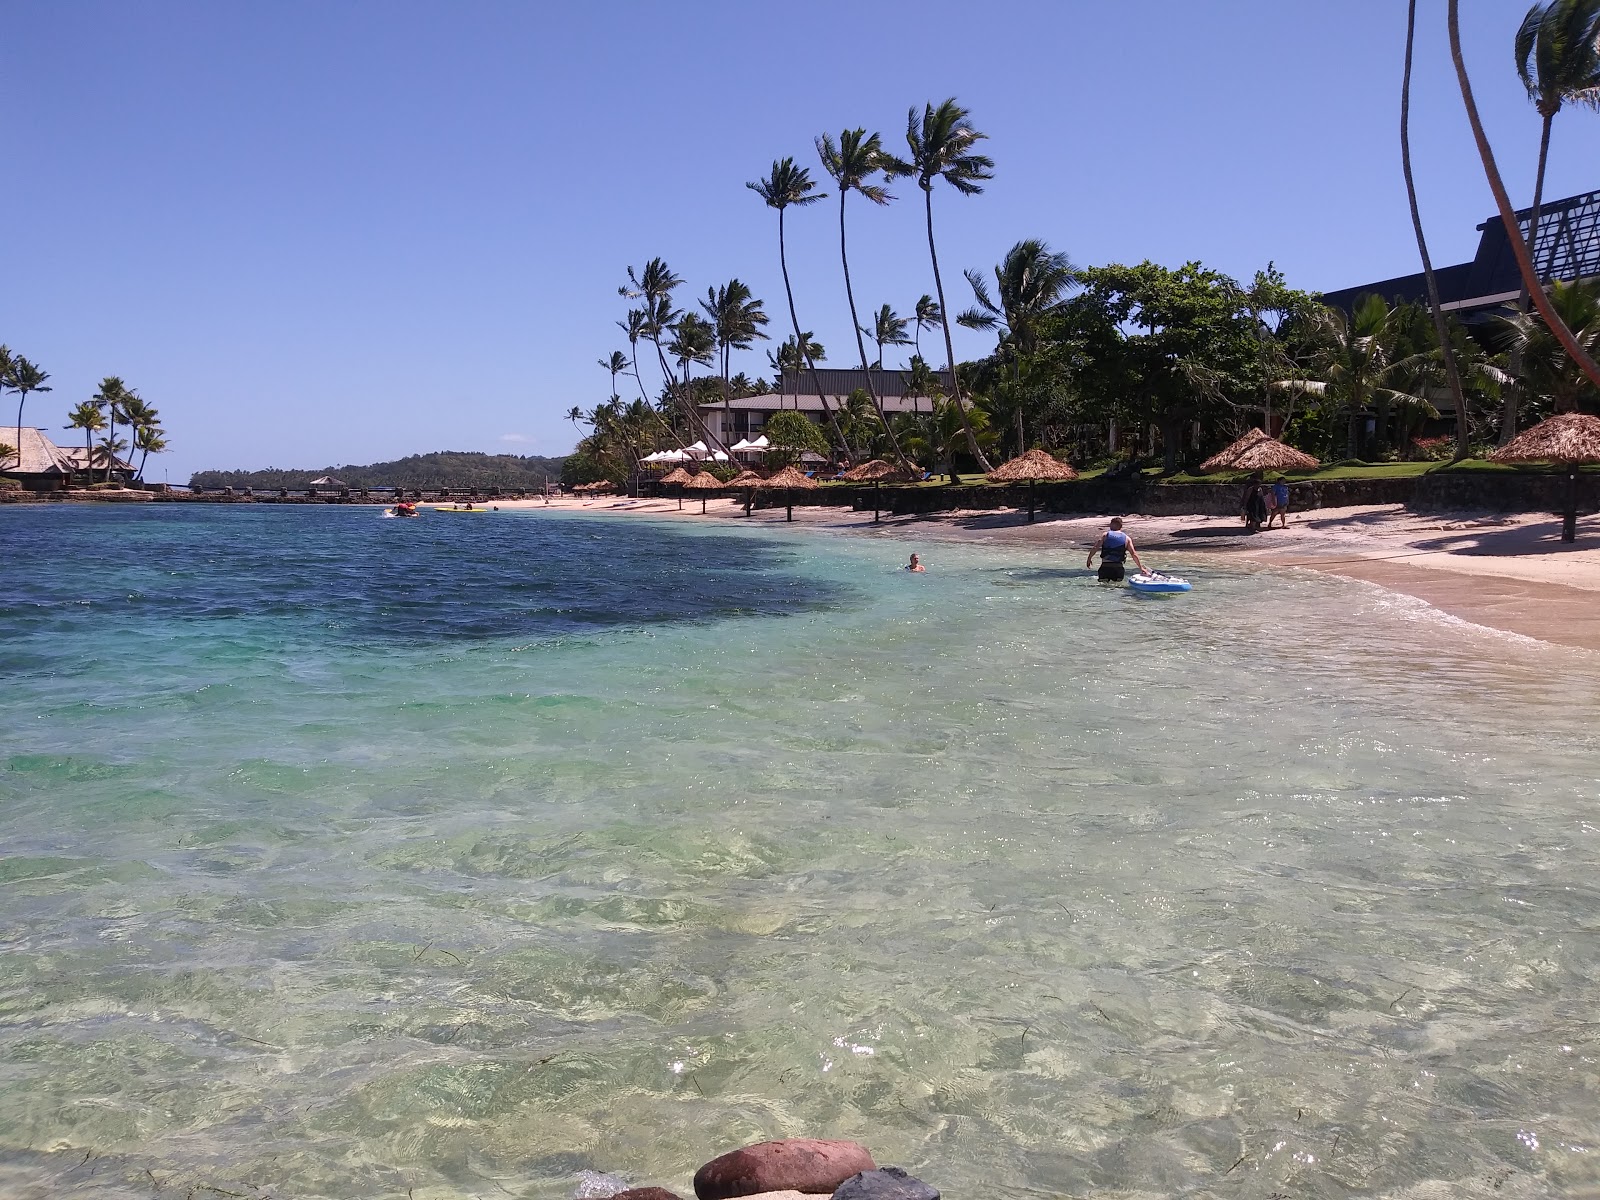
2, 506, 1598, 1200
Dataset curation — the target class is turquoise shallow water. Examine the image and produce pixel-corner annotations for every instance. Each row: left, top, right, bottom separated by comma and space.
2, 505, 1599, 1200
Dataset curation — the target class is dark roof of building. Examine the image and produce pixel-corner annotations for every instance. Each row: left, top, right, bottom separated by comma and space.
774, 366, 955, 398
1322, 188, 1600, 315
698, 393, 938, 414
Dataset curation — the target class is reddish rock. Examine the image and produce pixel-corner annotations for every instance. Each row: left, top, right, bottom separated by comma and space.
613, 1190, 683, 1200
694, 1140, 876, 1200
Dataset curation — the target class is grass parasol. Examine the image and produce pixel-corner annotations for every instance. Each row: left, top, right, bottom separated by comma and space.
755, 464, 816, 522
681, 469, 724, 513
842, 457, 918, 523
727, 469, 765, 486
1200, 428, 1320, 473
659, 466, 693, 509
986, 449, 1079, 523
1489, 412, 1600, 542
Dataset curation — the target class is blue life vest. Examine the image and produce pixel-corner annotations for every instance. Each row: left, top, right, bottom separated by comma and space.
1101, 529, 1128, 562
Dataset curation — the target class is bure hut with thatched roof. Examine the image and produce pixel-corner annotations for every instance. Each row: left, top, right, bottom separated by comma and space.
1199, 429, 1319, 474
986, 449, 1078, 523
1489, 412, 1600, 542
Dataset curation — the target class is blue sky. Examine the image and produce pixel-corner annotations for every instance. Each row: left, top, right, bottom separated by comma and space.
5, 2, 1598, 480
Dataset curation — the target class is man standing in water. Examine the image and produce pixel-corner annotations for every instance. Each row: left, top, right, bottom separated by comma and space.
1086, 517, 1147, 582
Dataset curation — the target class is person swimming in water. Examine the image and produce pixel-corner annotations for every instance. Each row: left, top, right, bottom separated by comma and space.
1086, 517, 1146, 582
906, 553, 926, 572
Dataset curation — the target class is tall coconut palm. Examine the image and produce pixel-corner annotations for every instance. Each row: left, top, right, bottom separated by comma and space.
9, 357, 51, 472
1487, 278, 1600, 415
566, 405, 588, 437
668, 312, 717, 443
1400, 0, 1471, 457
862, 303, 911, 412
1500, 0, 1600, 439
912, 294, 942, 362
1448, 0, 1600, 395
120, 394, 162, 482
958, 239, 1076, 450
92, 377, 130, 482
621, 260, 725, 451
599, 350, 629, 401
702, 278, 770, 446
65, 401, 106, 482
816, 128, 914, 471
132, 422, 168, 481
616, 310, 656, 411
746, 158, 850, 453
769, 332, 825, 413
889, 98, 996, 470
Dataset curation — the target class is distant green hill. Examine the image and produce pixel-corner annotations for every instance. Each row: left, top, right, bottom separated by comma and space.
190, 451, 568, 490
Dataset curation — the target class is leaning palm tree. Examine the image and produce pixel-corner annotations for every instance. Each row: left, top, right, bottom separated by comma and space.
9, 357, 52, 471
1400, 0, 1470, 458
66, 401, 107, 482
617, 310, 656, 410
132, 422, 168, 481
746, 157, 850, 453
912, 294, 942, 362
621, 260, 725, 451
566, 405, 588, 436
1448, 0, 1600, 394
889, 98, 996, 470
816, 128, 914, 471
1500, 0, 1600, 440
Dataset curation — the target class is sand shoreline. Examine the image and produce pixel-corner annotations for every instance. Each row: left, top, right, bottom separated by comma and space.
488, 494, 1600, 653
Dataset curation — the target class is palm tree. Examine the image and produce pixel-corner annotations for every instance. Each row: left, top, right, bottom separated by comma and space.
912, 294, 942, 363
746, 158, 850, 454
1401, 0, 1470, 458
901, 354, 941, 418
617, 310, 656, 411
1488, 278, 1600, 415
889, 99, 996, 470
0, 346, 14, 469
862, 303, 911, 413
65, 402, 106, 484
9, 357, 52, 471
702, 278, 770, 446
816, 128, 914, 471
1448, 0, 1600, 395
599, 350, 629, 401
96, 434, 129, 481
119, 394, 163, 482
566, 405, 588, 439
1500, 0, 1600, 440
91, 377, 130, 482
621, 260, 725, 451
132, 423, 168, 481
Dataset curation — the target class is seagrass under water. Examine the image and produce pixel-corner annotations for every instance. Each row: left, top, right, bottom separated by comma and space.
1, 505, 1597, 1200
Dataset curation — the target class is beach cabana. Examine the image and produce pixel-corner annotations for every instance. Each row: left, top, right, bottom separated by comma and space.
987, 449, 1079, 523
725, 469, 766, 516
756, 464, 816, 522
1489, 412, 1600, 542
681, 469, 725, 513
843, 458, 918, 524
1200, 429, 1320, 473
660, 465, 693, 509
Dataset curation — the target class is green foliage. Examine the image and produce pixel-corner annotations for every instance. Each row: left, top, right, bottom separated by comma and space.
192, 451, 569, 491
764, 410, 830, 456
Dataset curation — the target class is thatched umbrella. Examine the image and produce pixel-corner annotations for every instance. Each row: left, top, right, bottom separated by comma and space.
986, 449, 1079, 523
724, 468, 765, 517
756, 464, 817, 522
842, 458, 916, 523
659, 466, 693, 509
1489, 412, 1600, 542
681, 469, 725, 514
1200, 428, 1319, 473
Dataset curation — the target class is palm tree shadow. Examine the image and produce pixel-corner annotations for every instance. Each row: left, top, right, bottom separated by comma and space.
1406, 518, 1598, 556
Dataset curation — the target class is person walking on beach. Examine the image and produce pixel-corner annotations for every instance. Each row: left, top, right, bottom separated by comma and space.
1086, 517, 1146, 582
1268, 478, 1290, 529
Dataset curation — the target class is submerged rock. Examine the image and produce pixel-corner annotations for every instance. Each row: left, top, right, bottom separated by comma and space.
693, 1139, 875, 1199
574, 1171, 633, 1199
831, 1167, 939, 1200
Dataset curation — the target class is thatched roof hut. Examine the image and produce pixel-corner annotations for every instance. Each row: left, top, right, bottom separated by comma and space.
1200, 428, 1319, 473
681, 470, 725, 490
660, 466, 693, 485
2, 427, 76, 486
758, 465, 817, 490
1489, 412, 1600, 464
842, 458, 916, 482
726, 469, 765, 487
986, 449, 1078, 483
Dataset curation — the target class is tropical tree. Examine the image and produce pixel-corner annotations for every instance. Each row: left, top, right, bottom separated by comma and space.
1487, 278, 1600, 416
8, 356, 51, 470
889, 98, 996, 470
91, 377, 131, 482
746, 158, 850, 454
132, 422, 168, 481
892, 395, 996, 481
96, 434, 129, 481
764, 408, 830, 467
862, 303, 911, 419
1401, 0, 1470, 457
566, 405, 588, 438
617, 310, 657, 411
900, 354, 942, 418
1447, 0, 1600, 396
621, 259, 726, 452
912, 294, 942, 362
769, 331, 825, 412
702, 278, 770, 443
599, 350, 629, 401
65, 401, 107, 484
816, 127, 914, 471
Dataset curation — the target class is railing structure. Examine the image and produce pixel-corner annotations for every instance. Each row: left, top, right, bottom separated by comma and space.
1519, 188, 1600, 285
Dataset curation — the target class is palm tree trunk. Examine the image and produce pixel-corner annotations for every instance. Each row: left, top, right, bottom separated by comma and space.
652, 336, 724, 453
15, 395, 25, 477
839, 192, 914, 472
105, 406, 115, 483
923, 187, 993, 471
777, 207, 850, 455
1501, 112, 1557, 445
1448, 0, 1600, 394
1402, 0, 1471, 460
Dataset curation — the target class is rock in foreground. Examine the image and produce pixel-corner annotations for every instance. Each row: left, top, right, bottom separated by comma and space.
693, 1139, 876, 1199
831, 1167, 939, 1200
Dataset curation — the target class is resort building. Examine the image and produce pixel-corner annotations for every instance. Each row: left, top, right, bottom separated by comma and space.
697, 366, 956, 446
2, 427, 132, 490
1322, 187, 1600, 319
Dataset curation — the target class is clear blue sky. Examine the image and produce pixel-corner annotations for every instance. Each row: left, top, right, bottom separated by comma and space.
5, 2, 1597, 480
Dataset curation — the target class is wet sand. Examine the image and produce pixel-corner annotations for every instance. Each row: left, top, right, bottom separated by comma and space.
499, 495, 1600, 653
